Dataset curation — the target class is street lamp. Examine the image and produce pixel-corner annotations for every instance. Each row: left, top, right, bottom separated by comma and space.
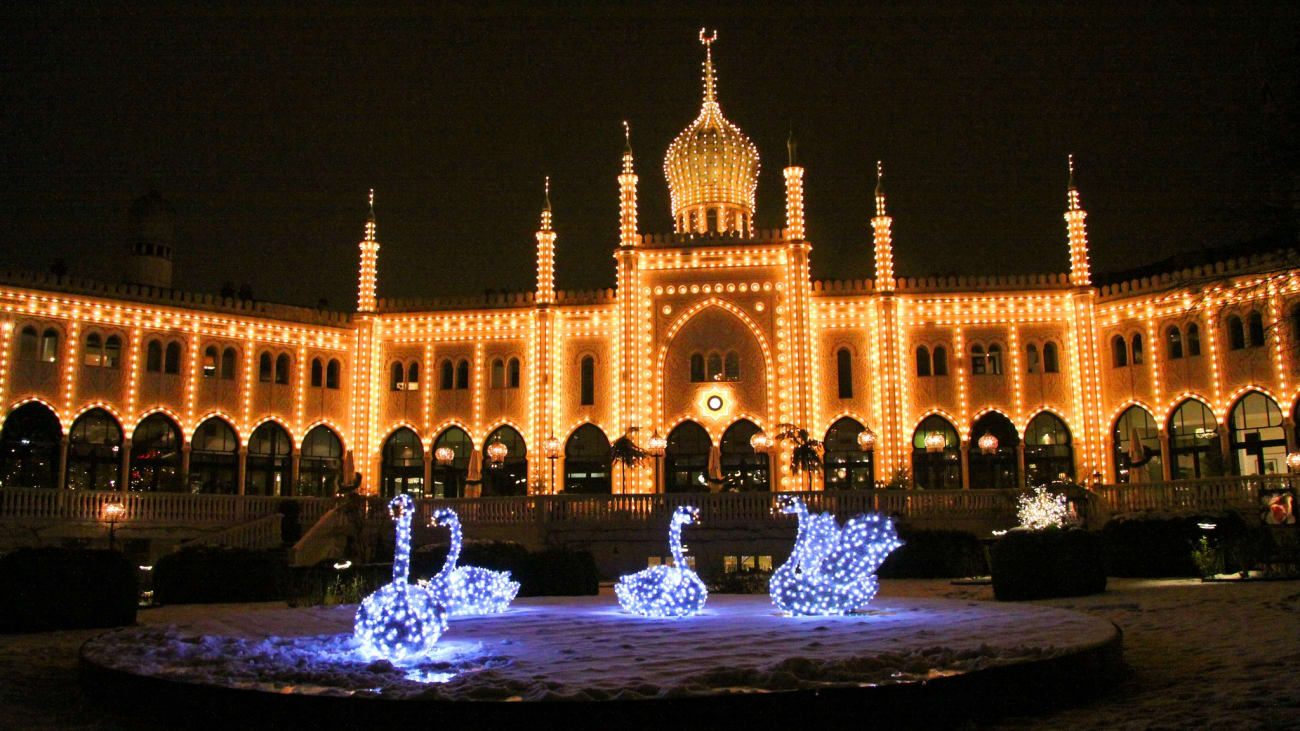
543, 434, 560, 494
647, 430, 667, 493
102, 498, 126, 552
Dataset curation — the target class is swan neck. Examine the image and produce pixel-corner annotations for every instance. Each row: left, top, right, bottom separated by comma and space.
668, 517, 687, 568
440, 515, 462, 575
393, 508, 411, 583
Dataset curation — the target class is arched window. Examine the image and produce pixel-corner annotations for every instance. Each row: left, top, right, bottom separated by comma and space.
724, 351, 739, 381
326, 359, 341, 389
482, 426, 527, 497
440, 360, 454, 390
310, 358, 323, 387
665, 421, 711, 493
299, 425, 343, 496
1168, 399, 1222, 479
706, 207, 718, 233
1112, 335, 1128, 367
1113, 405, 1161, 483
706, 353, 723, 381
932, 346, 948, 376
203, 346, 218, 378
129, 413, 182, 492
916, 346, 931, 377
164, 342, 181, 374
491, 358, 505, 389
836, 347, 853, 399
431, 427, 472, 498
103, 336, 121, 368
275, 354, 290, 384
405, 361, 419, 391
1043, 341, 1059, 373
1131, 333, 1144, 365
1230, 392, 1286, 475
0, 402, 61, 488
912, 415, 960, 490
390, 361, 404, 391
66, 409, 123, 490
18, 326, 38, 360
563, 424, 611, 494
246, 422, 291, 496
1186, 323, 1201, 356
146, 340, 163, 372
220, 347, 236, 380
258, 352, 273, 382
508, 357, 520, 388
1166, 326, 1183, 359
580, 356, 595, 406
690, 353, 705, 382
1227, 315, 1245, 350
83, 332, 103, 367
1025, 344, 1039, 373
986, 344, 1003, 375
455, 359, 469, 389
190, 418, 239, 493
381, 428, 423, 498
969, 411, 1018, 489
1024, 412, 1073, 485
824, 417, 874, 489
39, 328, 58, 362
1247, 311, 1265, 348
720, 419, 769, 491
970, 345, 986, 375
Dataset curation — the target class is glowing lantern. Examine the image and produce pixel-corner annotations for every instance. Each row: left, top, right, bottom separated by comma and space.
978, 433, 999, 454
1287, 452, 1300, 473
750, 431, 772, 452
542, 435, 561, 459
486, 439, 508, 467
857, 429, 876, 451
924, 432, 946, 453
434, 446, 455, 466
646, 431, 667, 456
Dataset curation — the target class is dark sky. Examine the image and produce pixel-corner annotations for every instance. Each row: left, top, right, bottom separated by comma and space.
2, 3, 1296, 309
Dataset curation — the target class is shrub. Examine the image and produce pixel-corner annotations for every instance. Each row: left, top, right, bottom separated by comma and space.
154, 546, 287, 604
286, 559, 389, 607
991, 528, 1106, 601
412, 542, 597, 596
0, 548, 137, 632
1103, 513, 1261, 577
878, 529, 988, 578
707, 568, 773, 594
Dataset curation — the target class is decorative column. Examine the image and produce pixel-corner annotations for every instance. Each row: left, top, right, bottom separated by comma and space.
533, 179, 557, 493
783, 136, 805, 240
120, 437, 132, 492
422, 450, 433, 496
1158, 431, 1174, 482
1016, 441, 1026, 489
959, 440, 971, 490
615, 123, 641, 442
180, 443, 191, 489
1219, 428, 1234, 475
57, 434, 70, 489
290, 447, 301, 491
236, 446, 248, 496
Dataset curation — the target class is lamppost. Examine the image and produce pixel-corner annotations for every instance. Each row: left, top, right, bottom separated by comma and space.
543, 434, 560, 494
857, 428, 876, 489
647, 431, 667, 493
749, 431, 771, 492
434, 446, 455, 497
102, 498, 125, 552
485, 437, 508, 496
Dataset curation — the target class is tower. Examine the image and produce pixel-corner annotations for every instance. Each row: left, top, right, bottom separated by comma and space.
619, 121, 638, 249
357, 190, 379, 313
125, 190, 175, 289
536, 177, 556, 304
871, 162, 894, 292
783, 134, 806, 240
1065, 155, 1091, 286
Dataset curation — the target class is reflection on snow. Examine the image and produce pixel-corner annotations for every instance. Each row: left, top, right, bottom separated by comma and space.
404, 669, 456, 684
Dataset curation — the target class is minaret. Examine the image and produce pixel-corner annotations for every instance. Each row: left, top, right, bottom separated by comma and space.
783, 133, 806, 240
356, 189, 379, 312
615, 124, 643, 473
619, 121, 639, 248
536, 177, 556, 304
1065, 154, 1091, 286
871, 161, 895, 292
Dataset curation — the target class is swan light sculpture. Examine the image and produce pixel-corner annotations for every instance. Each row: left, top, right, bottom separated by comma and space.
420, 507, 520, 615
354, 494, 448, 662
615, 505, 708, 618
769, 495, 902, 616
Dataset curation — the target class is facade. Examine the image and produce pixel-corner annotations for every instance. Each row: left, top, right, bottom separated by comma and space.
2, 34, 1299, 500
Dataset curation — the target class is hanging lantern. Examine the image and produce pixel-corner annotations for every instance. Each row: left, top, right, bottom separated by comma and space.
647, 431, 667, 456
542, 435, 561, 459
486, 439, 508, 466
434, 446, 455, 466
924, 432, 946, 453
857, 429, 876, 451
1287, 452, 1300, 473
750, 432, 771, 452
978, 433, 999, 454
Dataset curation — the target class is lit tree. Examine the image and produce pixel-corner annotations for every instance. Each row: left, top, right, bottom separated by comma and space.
774, 423, 823, 491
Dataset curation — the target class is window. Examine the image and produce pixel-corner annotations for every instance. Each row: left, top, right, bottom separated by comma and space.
129, 413, 182, 492
406, 361, 418, 391
103, 335, 121, 368
1227, 315, 1245, 350
311, 358, 323, 387
455, 359, 469, 389
970, 345, 986, 375
1187, 323, 1201, 356
275, 354, 290, 384
563, 424, 611, 494
381, 428, 423, 498
932, 346, 947, 376
299, 426, 343, 497
1024, 412, 1074, 484
1168, 399, 1222, 479
1131, 333, 1143, 365
65, 409, 123, 490
916, 346, 931, 377
83, 332, 103, 367
836, 348, 853, 399
986, 344, 1003, 375
720, 419, 769, 491
220, 347, 236, 380
724, 351, 739, 381
1025, 344, 1039, 373
1247, 311, 1265, 348
580, 356, 594, 406
912, 415, 961, 490
1112, 335, 1127, 367
1166, 326, 1183, 359
1230, 391, 1286, 475
259, 352, 273, 382
39, 329, 58, 362
690, 353, 705, 383
1113, 405, 1161, 483
508, 357, 520, 388
203, 346, 218, 378
1043, 341, 1059, 373
491, 359, 505, 389
440, 360, 454, 390
326, 359, 340, 389
146, 340, 163, 372
164, 342, 181, 374
706, 353, 722, 381
390, 361, 404, 391
18, 326, 38, 360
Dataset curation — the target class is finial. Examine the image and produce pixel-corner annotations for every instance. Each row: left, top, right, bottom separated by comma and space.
786, 130, 796, 168
1067, 154, 1076, 190
623, 120, 632, 155
544, 176, 551, 212
699, 28, 718, 105
367, 188, 375, 222
875, 161, 884, 195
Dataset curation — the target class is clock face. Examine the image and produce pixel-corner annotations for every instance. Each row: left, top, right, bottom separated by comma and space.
706, 395, 724, 412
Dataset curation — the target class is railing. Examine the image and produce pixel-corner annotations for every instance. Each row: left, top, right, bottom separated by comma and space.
1092, 474, 1290, 516
181, 513, 283, 551
0, 488, 333, 526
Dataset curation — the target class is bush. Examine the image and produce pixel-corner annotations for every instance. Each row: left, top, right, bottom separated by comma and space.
287, 559, 390, 607
708, 568, 773, 594
0, 548, 137, 632
154, 547, 286, 604
412, 541, 597, 596
991, 528, 1106, 601
878, 529, 988, 578
1102, 513, 1261, 577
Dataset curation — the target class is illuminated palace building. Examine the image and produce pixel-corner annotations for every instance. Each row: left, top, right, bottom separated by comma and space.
2, 33, 1298, 500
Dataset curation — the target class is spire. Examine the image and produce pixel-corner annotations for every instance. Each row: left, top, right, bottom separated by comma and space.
699, 29, 717, 105
357, 189, 379, 312
1064, 154, 1091, 285
874, 161, 886, 215
783, 131, 805, 240
1066, 153, 1081, 210
540, 176, 552, 231
619, 121, 639, 247
536, 177, 556, 304
786, 130, 796, 167
871, 161, 895, 292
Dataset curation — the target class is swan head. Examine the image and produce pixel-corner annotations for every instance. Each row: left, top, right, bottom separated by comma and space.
773, 495, 806, 515
387, 493, 413, 520
430, 507, 459, 527
672, 505, 700, 526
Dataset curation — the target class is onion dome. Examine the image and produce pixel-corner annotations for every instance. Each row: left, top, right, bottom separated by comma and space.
664, 30, 760, 236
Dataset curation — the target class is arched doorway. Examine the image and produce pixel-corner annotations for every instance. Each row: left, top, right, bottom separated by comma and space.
299, 425, 342, 496
246, 421, 291, 496
66, 408, 123, 491
823, 417, 875, 489
664, 421, 710, 493
720, 419, 769, 491
1113, 405, 1161, 483
1168, 399, 1222, 479
190, 418, 239, 494
129, 413, 182, 492
1229, 392, 1286, 475
431, 426, 472, 498
0, 402, 61, 489
381, 428, 423, 498
564, 424, 611, 494
969, 412, 1019, 489
912, 415, 960, 490
482, 425, 527, 497
1023, 412, 1074, 485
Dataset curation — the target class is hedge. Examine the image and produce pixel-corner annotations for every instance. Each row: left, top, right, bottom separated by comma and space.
413, 541, 598, 596
878, 529, 988, 578
154, 546, 287, 604
991, 528, 1106, 601
0, 548, 137, 632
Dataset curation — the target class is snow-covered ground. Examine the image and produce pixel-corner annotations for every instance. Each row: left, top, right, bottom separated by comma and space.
2, 578, 1297, 729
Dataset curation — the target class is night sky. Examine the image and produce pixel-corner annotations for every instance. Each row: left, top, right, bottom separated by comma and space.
2, 4, 1296, 309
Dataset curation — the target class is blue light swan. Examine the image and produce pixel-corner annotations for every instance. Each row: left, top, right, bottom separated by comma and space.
616, 505, 708, 617
769, 495, 902, 616
420, 507, 520, 615
353, 494, 447, 662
